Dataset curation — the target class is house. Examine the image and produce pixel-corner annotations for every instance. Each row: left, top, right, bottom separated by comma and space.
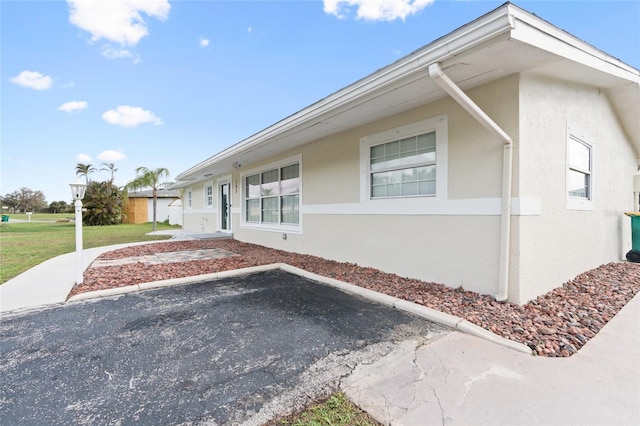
124, 189, 181, 225
171, 3, 640, 304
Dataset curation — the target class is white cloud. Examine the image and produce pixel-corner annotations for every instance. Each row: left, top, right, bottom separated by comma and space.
247, 26, 253, 34
10, 70, 53, 90
102, 105, 164, 127
67, 0, 170, 46
77, 153, 92, 163
98, 150, 126, 161
101, 45, 133, 59
199, 36, 210, 47
323, 0, 433, 21
58, 101, 88, 113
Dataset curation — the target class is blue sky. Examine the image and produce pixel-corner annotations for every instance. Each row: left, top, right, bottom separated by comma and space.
2, 0, 639, 204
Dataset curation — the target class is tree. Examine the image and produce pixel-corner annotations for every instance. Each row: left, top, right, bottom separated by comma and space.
82, 181, 123, 226
1, 192, 20, 213
126, 167, 170, 231
100, 162, 118, 182
76, 163, 96, 185
2, 188, 47, 213
49, 200, 73, 214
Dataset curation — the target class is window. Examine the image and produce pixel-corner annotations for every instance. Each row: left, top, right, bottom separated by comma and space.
361, 115, 447, 202
186, 189, 192, 209
370, 132, 436, 198
244, 162, 300, 227
566, 126, 594, 210
205, 185, 213, 208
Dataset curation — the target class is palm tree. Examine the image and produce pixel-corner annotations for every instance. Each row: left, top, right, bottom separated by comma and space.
126, 166, 170, 231
75, 163, 96, 185
100, 162, 118, 182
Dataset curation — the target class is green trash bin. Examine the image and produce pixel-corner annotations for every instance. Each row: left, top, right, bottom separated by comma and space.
631, 214, 640, 252
1, 215, 8, 222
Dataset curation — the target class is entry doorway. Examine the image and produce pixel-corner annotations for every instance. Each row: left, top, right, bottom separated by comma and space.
219, 181, 231, 232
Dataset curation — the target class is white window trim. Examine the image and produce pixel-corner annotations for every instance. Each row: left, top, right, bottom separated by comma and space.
186, 188, 193, 209
360, 115, 448, 206
240, 154, 303, 234
566, 123, 594, 211
204, 183, 214, 208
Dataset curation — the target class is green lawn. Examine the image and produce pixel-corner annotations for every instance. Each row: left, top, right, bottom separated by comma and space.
272, 393, 379, 426
0, 217, 175, 284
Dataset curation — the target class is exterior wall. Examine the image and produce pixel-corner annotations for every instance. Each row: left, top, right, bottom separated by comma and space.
183, 181, 219, 233
146, 198, 175, 223
514, 73, 638, 303
230, 75, 520, 296
169, 200, 183, 226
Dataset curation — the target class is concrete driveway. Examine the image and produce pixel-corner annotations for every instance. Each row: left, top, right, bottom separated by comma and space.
0, 270, 444, 425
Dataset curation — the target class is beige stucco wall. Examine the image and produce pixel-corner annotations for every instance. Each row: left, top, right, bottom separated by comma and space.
183, 182, 219, 233
181, 72, 637, 301
514, 73, 637, 303
229, 75, 520, 296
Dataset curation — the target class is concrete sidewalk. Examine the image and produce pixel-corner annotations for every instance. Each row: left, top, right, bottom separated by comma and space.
342, 291, 640, 426
0, 241, 165, 313
0, 230, 204, 313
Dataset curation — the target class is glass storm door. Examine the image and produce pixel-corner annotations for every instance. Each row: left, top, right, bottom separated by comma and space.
220, 182, 230, 232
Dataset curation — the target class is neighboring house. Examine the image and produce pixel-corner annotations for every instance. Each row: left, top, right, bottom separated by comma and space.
171, 3, 640, 304
125, 189, 181, 225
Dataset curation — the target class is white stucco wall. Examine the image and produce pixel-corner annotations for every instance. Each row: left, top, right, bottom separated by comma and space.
183, 180, 223, 233
146, 198, 175, 224
514, 73, 637, 303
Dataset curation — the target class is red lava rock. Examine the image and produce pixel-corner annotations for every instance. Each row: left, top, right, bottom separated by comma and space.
69, 239, 640, 358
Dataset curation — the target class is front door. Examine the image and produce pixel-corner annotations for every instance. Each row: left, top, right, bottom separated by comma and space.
219, 182, 231, 232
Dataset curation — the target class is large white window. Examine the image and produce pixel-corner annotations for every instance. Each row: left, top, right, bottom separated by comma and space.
360, 115, 447, 203
243, 159, 300, 229
370, 132, 436, 198
205, 184, 213, 208
566, 125, 594, 210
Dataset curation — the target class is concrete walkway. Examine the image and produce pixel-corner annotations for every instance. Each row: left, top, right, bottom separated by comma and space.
1, 232, 638, 425
0, 230, 208, 313
342, 292, 640, 425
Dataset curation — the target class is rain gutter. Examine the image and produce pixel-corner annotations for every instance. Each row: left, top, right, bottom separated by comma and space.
428, 62, 513, 302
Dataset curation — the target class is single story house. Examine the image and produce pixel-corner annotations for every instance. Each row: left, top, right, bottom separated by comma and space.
124, 189, 181, 225
172, 2, 640, 304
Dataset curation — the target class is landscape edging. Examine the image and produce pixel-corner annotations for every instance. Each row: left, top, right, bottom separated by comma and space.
67, 262, 533, 355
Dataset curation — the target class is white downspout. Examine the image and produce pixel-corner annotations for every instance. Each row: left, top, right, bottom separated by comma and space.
428, 63, 513, 302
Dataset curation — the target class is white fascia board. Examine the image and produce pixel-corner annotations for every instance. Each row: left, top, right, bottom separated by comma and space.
176, 6, 516, 182
508, 5, 640, 83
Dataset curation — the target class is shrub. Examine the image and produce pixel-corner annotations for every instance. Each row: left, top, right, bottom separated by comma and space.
82, 181, 123, 226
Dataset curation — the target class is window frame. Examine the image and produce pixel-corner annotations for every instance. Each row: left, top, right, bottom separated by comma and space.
185, 188, 193, 209
204, 184, 214, 208
240, 155, 302, 233
566, 124, 594, 211
360, 115, 448, 203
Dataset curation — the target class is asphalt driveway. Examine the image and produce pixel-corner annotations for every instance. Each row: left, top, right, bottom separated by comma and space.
0, 270, 443, 425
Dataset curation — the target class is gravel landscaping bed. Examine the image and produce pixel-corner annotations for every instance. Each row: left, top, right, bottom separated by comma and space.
72, 239, 640, 358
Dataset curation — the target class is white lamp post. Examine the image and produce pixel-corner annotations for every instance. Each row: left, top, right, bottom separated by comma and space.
69, 179, 87, 285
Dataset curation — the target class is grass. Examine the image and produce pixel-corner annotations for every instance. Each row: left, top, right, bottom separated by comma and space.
0, 216, 176, 284
2, 213, 73, 221
271, 393, 380, 426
